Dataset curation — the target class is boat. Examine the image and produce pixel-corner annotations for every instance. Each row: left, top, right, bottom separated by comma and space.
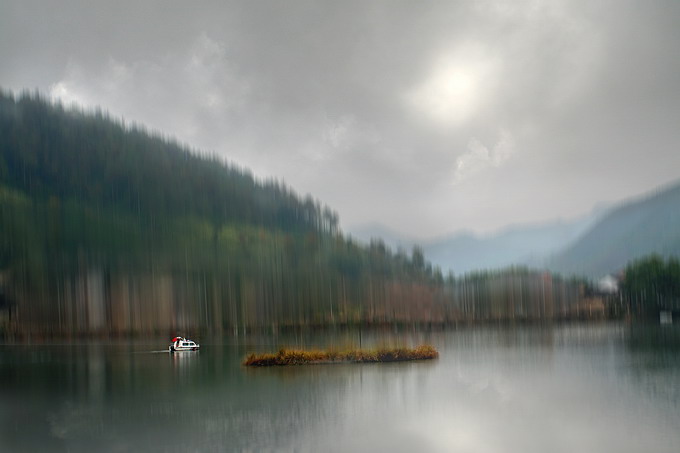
169, 336, 200, 352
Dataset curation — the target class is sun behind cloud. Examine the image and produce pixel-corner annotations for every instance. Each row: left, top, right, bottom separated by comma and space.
407, 44, 498, 126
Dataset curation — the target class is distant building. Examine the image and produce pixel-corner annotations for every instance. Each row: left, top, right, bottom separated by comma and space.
597, 275, 619, 294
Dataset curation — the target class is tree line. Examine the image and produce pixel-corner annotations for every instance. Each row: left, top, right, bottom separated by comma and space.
620, 255, 680, 317
0, 90, 594, 336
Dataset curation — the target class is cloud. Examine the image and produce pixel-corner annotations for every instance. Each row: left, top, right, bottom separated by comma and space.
322, 115, 358, 151
2, 0, 677, 237
454, 130, 516, 183
48, 33, 250, 150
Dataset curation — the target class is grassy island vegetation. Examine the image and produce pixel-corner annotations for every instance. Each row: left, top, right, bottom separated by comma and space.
243, 344, 439, 366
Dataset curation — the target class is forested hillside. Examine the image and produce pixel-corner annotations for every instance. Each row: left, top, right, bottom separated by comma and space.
0, 91, 338, 234
0, 91, 593, 336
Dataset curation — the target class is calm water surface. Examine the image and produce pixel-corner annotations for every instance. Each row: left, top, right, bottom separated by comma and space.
1, 323, 679, 452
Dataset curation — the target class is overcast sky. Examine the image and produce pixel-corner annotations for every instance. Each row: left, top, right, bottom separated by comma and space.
2, 0, 679, 239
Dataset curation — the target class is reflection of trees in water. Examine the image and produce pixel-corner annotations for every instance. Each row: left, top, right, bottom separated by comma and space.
39, 339, 444, 451
625, 325, 680, 350
9, 343, 357, 452
5, 326, 680, 452
622, 325, 680, 407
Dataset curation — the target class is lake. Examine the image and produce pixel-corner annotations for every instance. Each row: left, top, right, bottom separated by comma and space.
1, 323, 679, 452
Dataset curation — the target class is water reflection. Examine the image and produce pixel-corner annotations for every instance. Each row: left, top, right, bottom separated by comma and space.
170, 350, 200, 371
623, 325, 680, 408
1, 324, 679, 452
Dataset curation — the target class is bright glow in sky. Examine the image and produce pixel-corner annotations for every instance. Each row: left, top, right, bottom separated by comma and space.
408, 47, 497, 126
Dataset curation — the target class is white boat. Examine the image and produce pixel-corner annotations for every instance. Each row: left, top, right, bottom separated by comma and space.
169, 336, 200, 352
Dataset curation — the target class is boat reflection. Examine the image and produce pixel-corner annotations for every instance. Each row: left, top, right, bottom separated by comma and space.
171, 349, 199, 365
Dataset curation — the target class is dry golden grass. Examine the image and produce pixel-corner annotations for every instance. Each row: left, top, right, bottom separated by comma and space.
243, 344, 439, 366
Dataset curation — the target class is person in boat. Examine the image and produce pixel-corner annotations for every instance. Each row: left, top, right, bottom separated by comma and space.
171, 336, 183, 351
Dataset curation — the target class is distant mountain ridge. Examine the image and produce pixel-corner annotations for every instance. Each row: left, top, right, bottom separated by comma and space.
351, 179, 680, 279
423, 216, 599, 275
350, 209, 605, 276
547, 180, 680, 277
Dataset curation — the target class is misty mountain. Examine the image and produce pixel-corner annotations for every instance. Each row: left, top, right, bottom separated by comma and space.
354, 179, 680, 279
421, 213, 603, 276
547, 180, 680, 278
349, 210, 605, 276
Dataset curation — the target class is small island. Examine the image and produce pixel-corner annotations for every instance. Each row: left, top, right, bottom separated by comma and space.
243, 344, 439, 366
